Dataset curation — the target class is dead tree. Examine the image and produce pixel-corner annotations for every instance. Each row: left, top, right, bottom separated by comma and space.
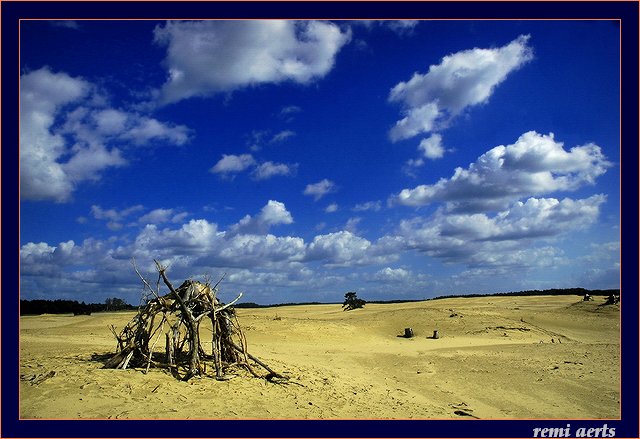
104, 260, 283, 382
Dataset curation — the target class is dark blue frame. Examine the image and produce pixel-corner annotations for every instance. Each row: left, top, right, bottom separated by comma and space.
3, 2, 638, 437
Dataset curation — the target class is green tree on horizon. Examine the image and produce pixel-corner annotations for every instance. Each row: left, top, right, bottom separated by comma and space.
342, 291, 366, 311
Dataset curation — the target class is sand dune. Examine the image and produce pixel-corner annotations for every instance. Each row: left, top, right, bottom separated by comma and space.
19, 295, 620, 419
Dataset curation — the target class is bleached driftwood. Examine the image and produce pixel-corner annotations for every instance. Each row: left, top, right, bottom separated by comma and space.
104, 260, 283, 382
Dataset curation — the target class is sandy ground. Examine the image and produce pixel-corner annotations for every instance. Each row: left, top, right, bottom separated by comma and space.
19, 295, 620, 420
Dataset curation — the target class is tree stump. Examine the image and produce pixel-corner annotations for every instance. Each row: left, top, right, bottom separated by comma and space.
404, 327, 414, 338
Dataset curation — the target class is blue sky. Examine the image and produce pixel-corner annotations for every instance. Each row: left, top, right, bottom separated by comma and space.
19, 19, 620, 305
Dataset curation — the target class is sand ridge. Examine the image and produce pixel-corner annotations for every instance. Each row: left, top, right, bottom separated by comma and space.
19, 295, 620, 419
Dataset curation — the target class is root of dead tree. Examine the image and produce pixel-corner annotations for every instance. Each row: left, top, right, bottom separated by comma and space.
104, 260, 285, 382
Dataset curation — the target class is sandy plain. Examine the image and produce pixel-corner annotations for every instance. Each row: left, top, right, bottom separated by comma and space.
20, 295, 620, 420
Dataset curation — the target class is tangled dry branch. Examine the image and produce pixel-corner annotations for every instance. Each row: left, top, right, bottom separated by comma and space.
104, 260, 283, 382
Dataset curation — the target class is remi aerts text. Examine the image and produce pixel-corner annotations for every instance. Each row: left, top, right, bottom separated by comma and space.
533, 424, 615, 438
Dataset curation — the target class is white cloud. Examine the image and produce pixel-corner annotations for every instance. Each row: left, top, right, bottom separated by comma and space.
21, 192, 608, 302
62, 105, 189, 149
210, 154, 256, 175
251, 161, 297, 180
133, 219, 222, 256
20, 68, 92, 202
20, 67, 191, 202
22, 211, 368, 301
402, 158, 425, 177
62, 144, 127, 182
402, 134, 446, 173
93, 109, 128, 135
325, 203, 339, 213
154, 20, 351, 104
392, 194, 606, 266
138, 208, 187, 225
20, 242, 56, 265
91, 204, 144, 230
126, 213, 306, 272
259, 200, 294, 226
391, 131, 610, 212
270, 130, 296, 143
388, 35, 533, 141
230, 200, 294, 235
246, 130, 269, 151
304, 178, 336, 201
212, 234, 306, 268
345, 217, 362, 234
389, 103, 440, 142
91, 204, 144, 222
305, 231, 394, 267
123, 117, 190, 146
211, 154, 297, 180
226, 267, 316, 289
278, 105, 302, 122
374, 267, 411, 282
353, 20, 419, 36
418, 133, 445, 159
385, 20, 419, 35
353, 200, 382, 212
246, 130, 295, 151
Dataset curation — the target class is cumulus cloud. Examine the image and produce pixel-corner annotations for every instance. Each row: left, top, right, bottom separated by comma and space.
125, 205, 391, 271
391, 131, 610, 212
22, 197, 408, 301
305, 231, 395, 267
389, 102, 440, 142
21, 192, 607, 301
390, 194, 606, 267
388, 35, 533, 141
226, 267, 316, 289
403, 134, 446, 173
20, 68, 93, 201
251, 161, 298, 180
303, 179, 336, 201
374, 267, 411, 282
418, 133, 445, 159
210, 154, 256, 175
230, 200, 294, 235
20, 67, 191, 202
154, 20, 351, 104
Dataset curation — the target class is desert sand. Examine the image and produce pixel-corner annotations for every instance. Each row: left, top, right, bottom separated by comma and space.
19, 295, 620, 420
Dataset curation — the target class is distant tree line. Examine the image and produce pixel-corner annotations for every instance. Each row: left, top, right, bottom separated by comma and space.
20, 297, 135, 316
429, 287, 620, 301
235, 288, 620, 308
20, 288, 620, 315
